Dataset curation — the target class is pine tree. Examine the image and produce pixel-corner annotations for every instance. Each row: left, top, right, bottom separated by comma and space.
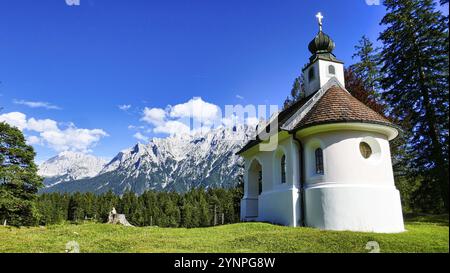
283, 76, 305, 109
0, 122, 43, 226
67, 193, 81, 222
379, 0, 449, 211
350, 36, 381, 96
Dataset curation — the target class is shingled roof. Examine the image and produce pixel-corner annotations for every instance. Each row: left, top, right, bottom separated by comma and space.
291, 86, 393, 131
235, 92, 315, 155
236, 85, 397, 155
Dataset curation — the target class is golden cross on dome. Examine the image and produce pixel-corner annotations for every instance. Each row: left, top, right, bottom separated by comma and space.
316, 12, 324, 32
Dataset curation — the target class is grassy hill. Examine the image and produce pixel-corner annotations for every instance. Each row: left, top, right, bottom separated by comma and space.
0, 214, 448, 253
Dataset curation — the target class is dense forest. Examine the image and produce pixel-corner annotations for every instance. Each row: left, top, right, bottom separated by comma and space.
36, 187, 243, 228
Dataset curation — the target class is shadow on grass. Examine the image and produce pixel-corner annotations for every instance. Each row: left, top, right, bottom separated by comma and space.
403, 213, 449, 226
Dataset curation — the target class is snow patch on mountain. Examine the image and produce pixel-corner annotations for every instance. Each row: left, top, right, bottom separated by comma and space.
38, 151, 108, 187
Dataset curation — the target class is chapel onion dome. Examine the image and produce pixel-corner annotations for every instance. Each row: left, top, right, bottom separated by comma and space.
308, 30, 335, 55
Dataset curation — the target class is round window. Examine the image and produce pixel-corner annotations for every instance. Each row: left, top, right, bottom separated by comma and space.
360, 142, 372, 159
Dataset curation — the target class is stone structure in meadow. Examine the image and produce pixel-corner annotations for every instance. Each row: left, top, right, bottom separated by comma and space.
237, 13, 405, 233
107, 207, 133, 227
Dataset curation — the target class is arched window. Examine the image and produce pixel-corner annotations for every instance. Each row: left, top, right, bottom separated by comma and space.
315, 148, 324, 175
258, 170, 262, 195
308, 67, 315, 82
281, 155, 287, 183
328, 65, 335, 75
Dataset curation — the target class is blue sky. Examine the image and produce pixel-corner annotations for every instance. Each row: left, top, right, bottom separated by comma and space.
0, 0, 403, 162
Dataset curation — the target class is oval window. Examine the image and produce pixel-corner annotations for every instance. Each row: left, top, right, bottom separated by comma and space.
359, 142, 372, 159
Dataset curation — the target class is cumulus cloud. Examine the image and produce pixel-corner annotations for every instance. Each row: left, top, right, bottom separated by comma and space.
40, 126, 108, 152
139, 97, 271, 137
26, 135, 42, 145
27, 118, 59, 132
13, 99, 61, 110
133, 132, 149, 143
118, 104, 132, 111
235, 94, 244, 100
0, 112, 28, 130
169, 97, 220, 126
0, 111, 108, 153
141, 107, 166, 126
153, 120, 191, 135
140, 97, 221, 136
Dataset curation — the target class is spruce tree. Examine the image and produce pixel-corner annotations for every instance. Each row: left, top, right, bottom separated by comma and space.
350, 35, 381, 96
283, 76, 305, 109
379, 0, 449, 211
0, 122, 43, 226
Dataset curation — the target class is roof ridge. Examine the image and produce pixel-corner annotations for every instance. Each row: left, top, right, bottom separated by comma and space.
281, 77, 345, 131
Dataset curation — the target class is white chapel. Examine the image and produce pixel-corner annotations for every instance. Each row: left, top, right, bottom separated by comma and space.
237, 13, 405, 233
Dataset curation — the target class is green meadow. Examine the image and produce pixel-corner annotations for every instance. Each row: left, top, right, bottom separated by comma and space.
0, 214, 447, 253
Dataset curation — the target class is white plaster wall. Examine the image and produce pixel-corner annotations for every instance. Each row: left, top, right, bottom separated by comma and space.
305, 185, 404, 233
318, 60, 345, 91
304, 60, 345, 97
259, 188, 300, 226
302, 130, 396, 186
301, 129, 404, 232
304, 62, 320, 97
241, 136, 301, 226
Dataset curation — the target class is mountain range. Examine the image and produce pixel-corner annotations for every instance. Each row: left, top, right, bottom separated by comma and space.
39, 125, 254, 195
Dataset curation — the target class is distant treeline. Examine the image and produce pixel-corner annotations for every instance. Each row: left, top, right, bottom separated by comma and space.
37, 186, 243, 228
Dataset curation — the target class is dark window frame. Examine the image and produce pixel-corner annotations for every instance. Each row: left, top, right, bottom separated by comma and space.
258, 170, 263, 195
328, 65, 335, 75
308, 67, 315, 82
315, 148, 324, 175
281, 154, 287, 184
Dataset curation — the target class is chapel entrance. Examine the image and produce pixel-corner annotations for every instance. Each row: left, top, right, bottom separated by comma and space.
245, 159, 262, 218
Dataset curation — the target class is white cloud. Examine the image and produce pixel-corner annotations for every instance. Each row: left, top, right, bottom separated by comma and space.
0, 112, 28, 130
13, 99, 61, 110
236, 94, 244, 100
26, 135, 42, 145
40, 127, 108, 153
141, 107, 166, 126
140, 97, 221, 136
153, 120, 190, 136
133, 132, 149, 143
0, 111, 108, 153
27, 118, 59, 132
220, 114, 260, 130
169, 97, 220, 126
139, 96, 267, 137
118, 104, 132, 111
128, 125, 145, 130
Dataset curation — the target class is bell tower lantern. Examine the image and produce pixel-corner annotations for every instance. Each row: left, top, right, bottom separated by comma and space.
303, 12, 345, 97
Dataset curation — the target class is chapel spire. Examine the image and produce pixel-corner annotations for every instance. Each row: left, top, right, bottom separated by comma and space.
307, 12, 336, 62
302, 12, 345, 97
